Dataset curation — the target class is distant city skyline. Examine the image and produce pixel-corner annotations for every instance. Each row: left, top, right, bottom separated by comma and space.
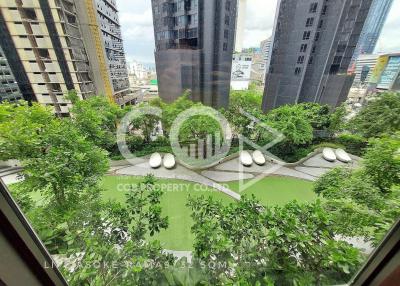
118, 0, 400, 64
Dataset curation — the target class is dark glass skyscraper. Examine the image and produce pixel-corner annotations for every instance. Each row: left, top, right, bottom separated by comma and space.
151, 0, 237, 108
349, 0, 393, 72
263, 0, 373, 112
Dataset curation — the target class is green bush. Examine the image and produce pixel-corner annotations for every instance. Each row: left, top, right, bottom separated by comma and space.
336, 134, 367, 156
314, 142, 344, 150
126, 135, 145, 152
152, 136, 170, 147
270, 143, 313, 163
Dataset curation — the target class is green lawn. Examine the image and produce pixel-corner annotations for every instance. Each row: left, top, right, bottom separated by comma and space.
227, 176, 316, 206
100, 176, 233, 251
10, 175, 316, 251
101, 175, 316, 250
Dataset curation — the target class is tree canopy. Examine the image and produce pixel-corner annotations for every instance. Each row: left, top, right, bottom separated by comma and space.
348, 92, 400, 138
266, 104, 314, 146
68, 92, 123, 150
187, 196, 362, 285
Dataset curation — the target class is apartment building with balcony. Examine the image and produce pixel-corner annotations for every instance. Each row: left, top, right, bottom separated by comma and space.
263, 0, 374, 112
0, 0, 97, 115
0, 45, 23, 102
74, 0, 130, 105
151, 0, 237, 108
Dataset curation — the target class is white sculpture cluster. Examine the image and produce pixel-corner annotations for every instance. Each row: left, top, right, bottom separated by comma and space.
149, 153, 176, 169
322, 148, 352, 163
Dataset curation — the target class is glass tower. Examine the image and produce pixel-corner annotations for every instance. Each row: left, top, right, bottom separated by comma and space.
349, 0, 393, 71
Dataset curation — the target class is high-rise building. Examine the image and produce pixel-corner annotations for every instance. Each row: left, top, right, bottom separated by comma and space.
151, 0, 237, 108
262, 0, 373, 112
260, 37, 272, 84
231, 52, 252, 90
348, 53, 400, 104
0, 45, 23, 102
235, 0, 247, 52
260, 37, 272, 66
352, 54, 380, 87
75, 0, 131, 105
0, 0, 98, 115
348, 0, 393, 72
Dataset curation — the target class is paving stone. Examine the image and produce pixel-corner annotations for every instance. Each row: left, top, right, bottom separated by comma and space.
201, 171, 254, 182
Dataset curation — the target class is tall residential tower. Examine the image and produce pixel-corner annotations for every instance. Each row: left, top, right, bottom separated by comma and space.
151, 0, 237, 108
262, 0, 373, 112
349, 0, 393, 72
75, 0, 131, 105
0, 0, 97, 114
0, 0, 132, 113
234, 0, 246, 53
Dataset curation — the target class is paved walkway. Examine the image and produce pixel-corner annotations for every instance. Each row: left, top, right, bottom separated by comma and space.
201, 170, 254, 182
294, 166, 331, 177
0, 173, 23, 185
302, 153, 359, 169
115, 163, 241, 200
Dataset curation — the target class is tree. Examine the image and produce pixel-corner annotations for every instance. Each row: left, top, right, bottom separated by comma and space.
314, 145, 400, 242
61, 175, 174, 285
266, 104, 314, 146
187, 196, 362, 285
156, 92, 195, 135
297, 102, 331, 130
328, 104, 347, 135
362, 134, 400, 192
348, 92, 400, 138
178, 113, 223, 143
0, 100, 108, 208
314, 168, 384, 238
128, 103, 160, 143
0, 101, 55, 160
68, 93, 123, 150
22, 119, 108, 208
222, 89, 265, 139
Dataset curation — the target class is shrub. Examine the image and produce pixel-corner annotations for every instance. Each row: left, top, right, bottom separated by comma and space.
336, 134, 367, 156
126, 135, 145, 152
313, 167, 352, 195
314, 142, 344, 150
152, 136, 170, 147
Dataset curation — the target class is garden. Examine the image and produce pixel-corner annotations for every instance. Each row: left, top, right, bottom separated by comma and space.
0, 89, 399, 285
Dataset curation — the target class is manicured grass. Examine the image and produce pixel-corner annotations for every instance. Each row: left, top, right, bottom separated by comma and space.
10, 175, 316, 251
100, 176, 233, 251
226, 176, 316, 206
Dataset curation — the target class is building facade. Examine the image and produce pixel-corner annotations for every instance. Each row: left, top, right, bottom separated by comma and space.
74, 0, 131, 105
231, 52, 252, 90
348, 53, 400, 104
348, 0, 393, 72
0, 0, 98, 115
234, 0, 246, 52
151, 0, 237, 108
262, 0, 373, 112
0, 45, 23, 102
259, 37, 272, 84
352, 54, 379, 87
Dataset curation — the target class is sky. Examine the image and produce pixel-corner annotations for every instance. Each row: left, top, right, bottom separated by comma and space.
117, 0, 400, 64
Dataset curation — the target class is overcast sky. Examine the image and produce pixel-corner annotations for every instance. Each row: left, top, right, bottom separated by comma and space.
118, 0, 400, 64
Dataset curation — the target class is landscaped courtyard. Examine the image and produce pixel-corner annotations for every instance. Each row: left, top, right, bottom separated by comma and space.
100, 175, 316, 250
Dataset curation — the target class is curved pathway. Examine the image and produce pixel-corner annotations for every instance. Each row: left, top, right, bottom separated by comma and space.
115, 162, 241, 200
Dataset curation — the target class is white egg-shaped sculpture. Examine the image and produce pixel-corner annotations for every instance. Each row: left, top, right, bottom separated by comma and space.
322, 148, 336, 162
240, 151, 253, 166
252, 150, 266, 166
335, 149, 352, 163
163, 153, 176, 169
149, 152, 162, 168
